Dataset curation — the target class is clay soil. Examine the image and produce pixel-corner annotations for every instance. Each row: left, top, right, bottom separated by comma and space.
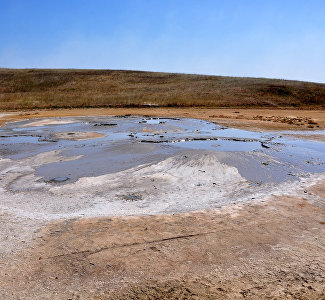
1, 183, 325, 299
1, 107, 325, 131
1, 108, 325, 299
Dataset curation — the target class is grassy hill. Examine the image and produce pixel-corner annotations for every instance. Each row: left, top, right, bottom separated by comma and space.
0, 68, 324, 110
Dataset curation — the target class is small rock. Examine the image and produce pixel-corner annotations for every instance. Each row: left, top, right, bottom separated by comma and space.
122, 193, 142, 201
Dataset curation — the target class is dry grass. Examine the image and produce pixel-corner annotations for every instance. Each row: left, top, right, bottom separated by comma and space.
0, 68, 324, 110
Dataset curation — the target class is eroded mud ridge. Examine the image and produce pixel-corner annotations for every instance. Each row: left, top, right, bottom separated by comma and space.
0, 116, 325, 299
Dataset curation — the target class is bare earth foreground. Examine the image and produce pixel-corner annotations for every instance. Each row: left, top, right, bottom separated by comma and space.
0, 108, 325, 299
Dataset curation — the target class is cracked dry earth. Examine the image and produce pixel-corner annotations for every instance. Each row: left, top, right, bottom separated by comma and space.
0, 116, 325, 299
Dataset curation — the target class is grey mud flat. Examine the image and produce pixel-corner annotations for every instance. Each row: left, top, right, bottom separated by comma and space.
0, 115, 325, 299
0, 115, 324, 227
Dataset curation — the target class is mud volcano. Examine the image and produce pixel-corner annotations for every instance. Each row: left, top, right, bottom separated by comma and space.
0, 116, 324, 218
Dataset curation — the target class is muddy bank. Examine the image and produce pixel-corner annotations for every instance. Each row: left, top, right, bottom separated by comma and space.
1, 107, 325, 131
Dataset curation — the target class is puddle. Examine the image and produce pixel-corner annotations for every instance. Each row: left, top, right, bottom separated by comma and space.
48, 176, 70, 183
1, 116, 324, 185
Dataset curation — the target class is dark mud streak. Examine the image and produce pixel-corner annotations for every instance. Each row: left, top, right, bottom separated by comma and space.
42, 231, 218, 260
93, 123, 117, 126
139, 137, 261, 144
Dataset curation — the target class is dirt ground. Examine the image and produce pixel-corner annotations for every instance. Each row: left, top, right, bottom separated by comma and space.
1, 184, 324, 299
1, 107, 325, 131
1, 108, 325, 299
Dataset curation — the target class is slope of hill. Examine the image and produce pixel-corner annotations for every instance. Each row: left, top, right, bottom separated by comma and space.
0, 69, 324, 110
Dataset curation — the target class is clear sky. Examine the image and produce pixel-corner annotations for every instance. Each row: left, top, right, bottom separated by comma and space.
1, 0, 325, 82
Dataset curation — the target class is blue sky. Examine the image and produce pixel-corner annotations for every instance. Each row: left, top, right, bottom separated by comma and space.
1, 0, 325, 82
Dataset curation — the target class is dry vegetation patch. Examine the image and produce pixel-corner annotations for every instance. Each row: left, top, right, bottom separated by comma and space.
252, 115, 320, 127
0, 69, 324, 110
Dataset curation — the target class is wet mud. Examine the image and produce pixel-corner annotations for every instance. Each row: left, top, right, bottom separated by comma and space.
1, 116, 324, 186
1, 115, 325, 299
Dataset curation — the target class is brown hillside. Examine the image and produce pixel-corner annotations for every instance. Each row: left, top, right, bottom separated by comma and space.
0, 69, 324, 110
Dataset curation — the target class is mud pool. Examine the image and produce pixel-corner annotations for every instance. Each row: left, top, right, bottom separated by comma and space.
0, 116, 324, 218
1, 116, 324, 183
